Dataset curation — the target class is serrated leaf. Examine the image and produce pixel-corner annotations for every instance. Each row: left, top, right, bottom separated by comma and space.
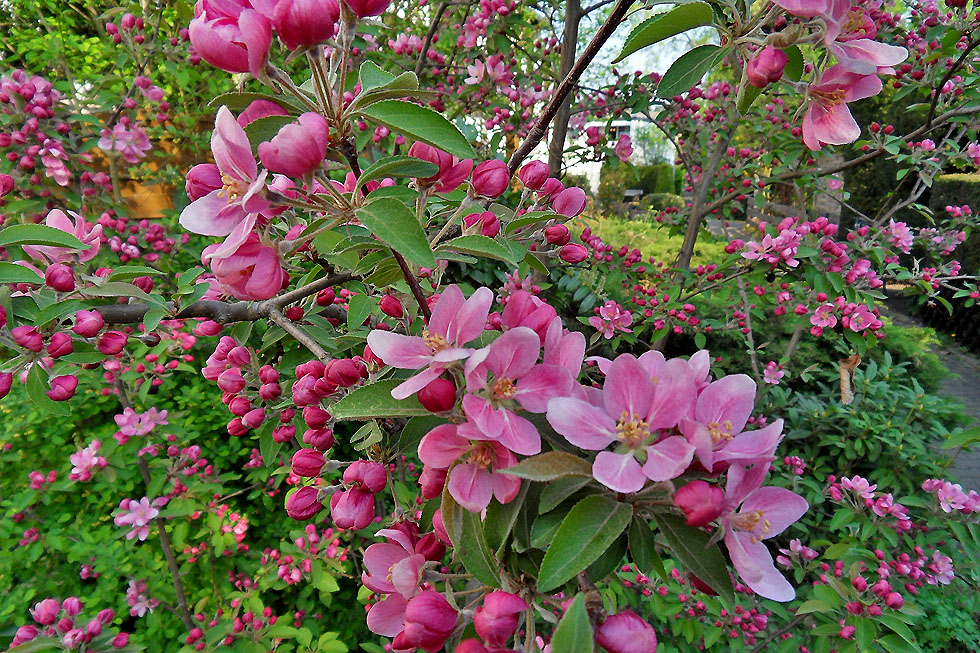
613, 3, 714, 63
657, 45, 731, 98
500, 451, 593, 481
655, 513, 734, 602
330, 379, 430, 419
537, 495, 632, 592
356, 100, 474, 159
439, 235, 526, 266
0, 224, 86, 249
358, 61, 397, 93
355, 155, 438, 195
629, 516, 668, 582
458, 511, 502, 587
550, 594, 593, 653
355, 198, 436, 268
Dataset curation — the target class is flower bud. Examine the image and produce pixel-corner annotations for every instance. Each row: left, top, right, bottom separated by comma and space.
242, 408, 266, 429
558, 243, 588, 264
30, 598, 60, 625
259, 382, 282, 401
258, 112, 329, 178
72, 310, 104, 338
415, 532, 446, 562
417, 377, 456, 413
596, 610, 658, 653
303, 405, 332, 429
291, 448, 326, 477
884, 592, 904, 609
544, 224, 570, 245
229, 396, 252, 416
379, 294, 404, 318
327, 358, 361, 388
13, 625, 38, 645
12, 326, 44, 352
302, 427, 335, 450
342, 0, 392, 18
538, 177, 564, 200
227, 346, 251, 367
0, 173, 14, 196
517, 160, 549, 190
746, 46, 788, 89
0, 373, 13, 399
462, 211, 501, 238
330, 487, 374, 529
97, 330, 128, 355
111, 632, 130, 648
45, 263, 75, 292
185, 164, 222, 201
473, 591, 529, 646
97, 609, 115, 625
553, 187, 587, 217
471, 159, 510, 197
217, 368, 247, 393
673, 480, 724, 528
47, 332, 74, 358
273, 424, 296, 443
394, 590, 458, 652
227, 418, 248, 437
273, 0, 340, 50
344, 460, 387, 492
286, 486, 323, 520
316, 288, 336, 306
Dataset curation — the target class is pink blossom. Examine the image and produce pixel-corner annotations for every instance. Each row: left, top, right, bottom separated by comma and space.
114, 407, 169, 436
126, 579, 159, 617
589, 300, 633, 339
114, 497, 160, 541
547, 354, 696, 493
69, 440, 107, 482
189, 1, 272, 78
22, 209, 102, 264
822, 2, 907, 74
927, 551, 954, 585
802, 65, 883, 151
408, 142, 473, 194
367, 285, 493, 400
763, 362, 784, 385
721, 465, 808, 601
810, 303, 838, 328
205, 232, 288, 301
615, 134, 633, 162
886, 220, 913, 254
840, 475, 877, 500
98, 121, 152, 163
258, 112, 329, 178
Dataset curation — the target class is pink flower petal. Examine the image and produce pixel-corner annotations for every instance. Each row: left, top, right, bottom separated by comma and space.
641, 436, 695, 482
463, 394, 504, 439
647, 357, 696, 430
212, 106, 256, 182
484, 327, 540, 380
366, 331, 433, 369
179, 190, 247, 237
514, 364, 570, 413
725, 530, 795, 602
593, 451, 646, 493
716, 419, 785, 468
448, 463, 494, 512
418, 424, 470, 468
429, 285, 465, 339
390, 366, 444, 401
495, 409, 540, 456
367, 593, 408, 637
389, 553, 425, 599
603, 355, 654, 422
695, 374, 756, 436
449, 286, 494, 346
739, 486, 808, 539
546, 397, 616, 450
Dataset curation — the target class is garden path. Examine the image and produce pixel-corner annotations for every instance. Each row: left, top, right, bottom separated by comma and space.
881, 299, 980, 490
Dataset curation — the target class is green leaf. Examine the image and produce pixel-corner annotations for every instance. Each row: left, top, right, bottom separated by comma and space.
243, 115, 295, 153
0, 262, 42, 284
587, 532, 627, 582
500, 451, 593, 481
657, 45, 731, 98
484, 485, 527, 551
943, 425, 980, 449
440, 483, 464, 546
355, 198, 436, 268
654, 514, 734, 602
783, 45, 804, 81
628, 516, 668, 582
879, 615, 918, 648
458, 511, 502, 587
330, 379, 430, 420
397, 415, 447, 455
438, 235, 526, 266
539, 477, 592, 514
26, 364, 70, 416
795, 599, 833, 614
356, 100, 474, 159
358, 61, 397, 93
107, 266, 164, 281
736, 78, 764, 116
613, 3, 714, 63
355, 155, 439, 194
347, 293, 377, 331
550, 594, 594, 653
537, 495, 632, 592
0, 224, 85, 249
504, 211, 563, 235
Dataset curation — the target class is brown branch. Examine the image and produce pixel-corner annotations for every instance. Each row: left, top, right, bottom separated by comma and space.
925, 37, 980, 129
506, 0, 636, 175
267, 306, 330, 363
414, 2, 450, 78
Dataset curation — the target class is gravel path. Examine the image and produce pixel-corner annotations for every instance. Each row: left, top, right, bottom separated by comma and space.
881, 299, 980, 490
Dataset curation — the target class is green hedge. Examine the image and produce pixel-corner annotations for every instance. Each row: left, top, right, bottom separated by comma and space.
596, 162, 677, 210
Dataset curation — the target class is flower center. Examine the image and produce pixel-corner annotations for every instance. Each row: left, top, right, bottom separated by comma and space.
811, 88, 847, 108
468, 442, 495, 469
490, 377, 516, 401
422, 329, 449, 353
731, 509, 771, 540
841, 10, 870, 37
707, 420, 734, 444
616, 412, 649, 449
219, 173, 247, 202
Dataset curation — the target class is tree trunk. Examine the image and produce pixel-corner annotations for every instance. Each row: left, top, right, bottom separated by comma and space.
547, 0, 582, 178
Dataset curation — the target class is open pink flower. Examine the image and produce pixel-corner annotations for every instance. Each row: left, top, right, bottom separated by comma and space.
679, 375, 784, 473
189, 1, 272, 79
367, 285, 493, 399
205, 232, 288, 300
802, 65, 882, 151
363, 527, 427, 637
822, 1, 907, 74
113, 497, 160, 541
23, 209, 102, 264
462, 327, 574, 456
547, 354, 696, 493
418, 423, 521, 512
179, 106, 270, 260
408, 142, 474, 194
721, 465, 808, 601
772, 0, 830, 18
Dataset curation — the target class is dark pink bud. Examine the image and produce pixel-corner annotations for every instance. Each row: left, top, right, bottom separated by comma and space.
303, 405, 331, 429
415, 532, 446, 562
273, 425, 297, 443
379, 294, 404, 318
259, 382, 282, 401
291, 375, 319, 405
97, 330, 128, 355
408, 142, 473, 194
236, 100, 290, 128
291, 448, 325, 477
517, 160, 549, 190
417, 377, 456, 413
344, 460, 387, 492
229, 396, 252, 416
395, 590, 458, 652
31, 598, 60, 625
227, 418, 248, 437
72, 310, 104, 338
0, 305, 5, 328
85, 619, 102, 637
746, 46, 788, 88
45, 375, 77, 401
538, 177, 564, 200
673, 480, 724, 527
0, 373, 12, 399
287, 486, 323, 520
121, 13, 136, 29
0, 173, 14, 196
471, 159, 510, 197
47, 332, 74, 358
13, 624, 38, 644
12, 326, 44, 352
329, 487, 374, 529
419, 466, 447, 499
462, 211, 501, 238
553, 187, 587, 217
544, 224, 570, 245
558, 243, 588, 264
596, 610, 658, 653
342, 0, 392, 17
97, 609, 115, 625
258, 112, 329, 178
273, 0, 340, 49
327, 358, 361, 388
473, 591, 529, 646
62, 598, 81, 617
217, 367, 247, 393
296, 360, 326, 379
259, 365, 280, 383
884, 592, 904, 609
185, 163, 221, 201
242, 408, 266, 429
302, 427, 335, 450
227, 346, 251, 367
111, 632, 130, 648
316, 288, 336, 306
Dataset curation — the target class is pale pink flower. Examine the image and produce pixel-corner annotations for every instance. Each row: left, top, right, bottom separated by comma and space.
802, 65, 883, 151
547, 354, 696, 493
368, 285, 494, 399
822, 2, 907, 75
886, 220, 914, 253
763, 362, 785, 385
841, 475, 877, 499
589, 301, 633, 339
22, 209, 102, 264
69, 440, 107, 482
721, 464, 808, 601
126, 579, 159, 617
810, 303, 838, 328
204, 232, 288, 301
363, 528, 427, 637
114, 497, 160, 541
927, 552, 954, 585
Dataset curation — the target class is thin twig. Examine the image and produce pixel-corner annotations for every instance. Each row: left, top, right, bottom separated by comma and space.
268, 306, 331, 363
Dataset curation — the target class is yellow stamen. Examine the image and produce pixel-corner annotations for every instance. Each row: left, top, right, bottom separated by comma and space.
422, 328, 449, 353
491, 377, 516, 400
616, 411, 649, 449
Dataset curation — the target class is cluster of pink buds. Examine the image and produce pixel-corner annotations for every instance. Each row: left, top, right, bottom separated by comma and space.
27, 469, 57, 490
69, 440, 108, 482
126, 579, 159, 618
13, 597, 129, 650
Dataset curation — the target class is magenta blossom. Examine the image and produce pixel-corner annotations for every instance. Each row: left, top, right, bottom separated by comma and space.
418, 423, 521, 512
367, 285, 493, 399
258, 112, 329, 178
189, 1, 273, 79
822, 1, 907, 74
408, 142, 474, 194
205, 232, 288, 301
180, 106, 270, 260
23, 209, 102, 264
363, 528, 426, 637
802, 65, 882, 151
547, 354, 696, 493
721, 465, 808, 601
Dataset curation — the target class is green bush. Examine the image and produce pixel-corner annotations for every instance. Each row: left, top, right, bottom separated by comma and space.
929, 173, 980, 275
643, 192, 685, 212
596, 162, 678, 211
